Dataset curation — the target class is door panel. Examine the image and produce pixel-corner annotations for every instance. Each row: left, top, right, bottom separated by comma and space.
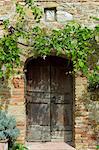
51, 103, 65, 131
51, 65, 73, 143
51, 103, 72, 131
27, 125, 50, 141
27, 103, 50, 126
51, 92, 73, 104
26, 91, 50, 103
26, 65, 50, 92
26, 63, 50, 142
51, 131, 73, 142
26, 102, 50, 141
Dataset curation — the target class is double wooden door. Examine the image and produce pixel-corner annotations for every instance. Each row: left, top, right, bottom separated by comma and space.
26, 57, 73, 144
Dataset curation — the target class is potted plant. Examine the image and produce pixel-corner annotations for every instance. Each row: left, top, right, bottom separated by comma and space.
0, 110, 20, 150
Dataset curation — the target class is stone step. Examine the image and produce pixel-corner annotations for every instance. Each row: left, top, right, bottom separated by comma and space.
26, 142, 76, 150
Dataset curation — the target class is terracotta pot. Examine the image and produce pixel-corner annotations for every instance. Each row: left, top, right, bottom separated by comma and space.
0, 140, 8, 150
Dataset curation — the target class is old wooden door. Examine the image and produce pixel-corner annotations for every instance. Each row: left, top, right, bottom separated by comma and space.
26, 56, 73, 144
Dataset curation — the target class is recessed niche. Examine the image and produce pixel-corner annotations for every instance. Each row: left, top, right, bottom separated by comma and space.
44, 7, 57, 22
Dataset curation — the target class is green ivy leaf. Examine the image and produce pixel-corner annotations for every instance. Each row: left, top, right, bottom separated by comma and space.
78, 60, 84, 68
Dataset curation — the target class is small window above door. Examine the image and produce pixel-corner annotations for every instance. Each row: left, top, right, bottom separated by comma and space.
44, 7, 57, 22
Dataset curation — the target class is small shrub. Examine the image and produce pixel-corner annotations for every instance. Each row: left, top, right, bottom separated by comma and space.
9, 143, 28, 150
0, 110, 20, 142
96, 145, 99, 149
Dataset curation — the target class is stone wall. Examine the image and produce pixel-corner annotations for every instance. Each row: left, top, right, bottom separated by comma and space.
0, 0, 99, 28
0, 0, 99, 149
38, 0, 99, 28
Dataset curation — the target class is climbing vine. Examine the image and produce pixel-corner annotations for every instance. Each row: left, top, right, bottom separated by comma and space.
0, 0, 99, 90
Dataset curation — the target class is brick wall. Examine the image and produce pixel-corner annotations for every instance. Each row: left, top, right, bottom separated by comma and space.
0, 75, 26, 143
75, 75, 99, 150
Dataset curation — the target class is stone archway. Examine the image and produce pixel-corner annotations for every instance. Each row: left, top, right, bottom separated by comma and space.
25, 56, 74, 146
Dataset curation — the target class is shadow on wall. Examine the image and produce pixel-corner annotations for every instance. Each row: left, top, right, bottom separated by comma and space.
0, 77, 11, 111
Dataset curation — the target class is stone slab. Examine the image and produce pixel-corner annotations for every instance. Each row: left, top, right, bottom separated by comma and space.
26, 142, 76, 150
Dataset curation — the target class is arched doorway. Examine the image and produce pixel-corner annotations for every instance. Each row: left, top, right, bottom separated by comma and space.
25, 56, 74, 145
